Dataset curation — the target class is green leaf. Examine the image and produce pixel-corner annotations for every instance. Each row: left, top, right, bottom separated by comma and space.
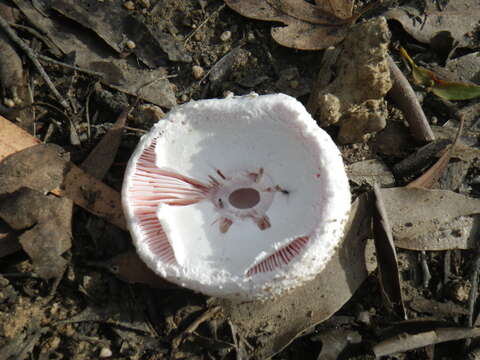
430, 80, 480, 101
400, 47, 480, 101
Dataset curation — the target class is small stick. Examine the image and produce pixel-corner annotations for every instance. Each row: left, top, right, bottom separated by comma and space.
419, 251, 431, 288
388, 55, 435, 143
0, 14, 70, 109
171, 306, 221, 349
38, 54, 104, 78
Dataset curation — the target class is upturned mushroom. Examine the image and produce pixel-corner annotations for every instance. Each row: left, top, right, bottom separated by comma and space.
122, 93, 350, 300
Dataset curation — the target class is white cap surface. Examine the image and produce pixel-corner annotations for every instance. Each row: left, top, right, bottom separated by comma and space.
122, 93, 350, 300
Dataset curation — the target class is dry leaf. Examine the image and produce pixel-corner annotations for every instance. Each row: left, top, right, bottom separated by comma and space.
12, 0, 176, 108
311, 329, 362, 360
265, 0, 347, 24
386, 1, 480, 48
50, 164, 126, 230
320, 0, 354, 20
81, 107, 129, 179
0, 116, 126, 230
379, 188, 480, 251
0, 144, 72, 278
271, 21, 348, 50
373, 186, 406, 319
0, 115, 40, 161
51, 0, 191, 65
224, 0, 351, 50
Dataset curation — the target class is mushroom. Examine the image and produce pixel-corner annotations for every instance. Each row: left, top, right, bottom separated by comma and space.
122, 93, 350, 300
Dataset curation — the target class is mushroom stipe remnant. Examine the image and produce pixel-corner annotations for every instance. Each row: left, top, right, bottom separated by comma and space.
122, 93, 350, 300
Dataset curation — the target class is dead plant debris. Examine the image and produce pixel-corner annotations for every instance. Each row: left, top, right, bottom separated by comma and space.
1, 0, 480, 358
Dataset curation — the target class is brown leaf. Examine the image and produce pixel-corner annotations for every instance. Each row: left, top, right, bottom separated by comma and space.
265, 0, 347, 24
81, 107, 129, 180
271, 20, 348, 50
0, 144, 73, 279
224, 0, 349, 50
385, 1, 480, 48
379, 187, 480, 251
215, 194, 373, 359
0, 116, 126, 230
320, 0, 354, 20
50, 163, 126, 230
51, 0, 191, 66
373, 185, 406, 319
0, 115, 40, 162
311, 329, 362, 359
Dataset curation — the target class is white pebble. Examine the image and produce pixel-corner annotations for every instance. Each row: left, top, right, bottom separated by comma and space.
192, 65, 205, 80
220, 31, 232, 42
99, 347, 112, 358
123, 1, 135, 10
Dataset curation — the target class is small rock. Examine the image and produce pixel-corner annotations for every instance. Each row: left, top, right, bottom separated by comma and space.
220, 30, 232, 42
99, 347, 113, 358
356, 310, 371, 325
123, 1, 135, 10
3, 98, 15, 108
289, 80, 299, 89
192, 65, 205, 80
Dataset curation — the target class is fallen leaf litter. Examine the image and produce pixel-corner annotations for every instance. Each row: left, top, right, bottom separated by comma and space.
1, 0, 480, 358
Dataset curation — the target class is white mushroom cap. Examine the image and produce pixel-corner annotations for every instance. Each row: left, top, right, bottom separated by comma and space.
122, 93, 350, 300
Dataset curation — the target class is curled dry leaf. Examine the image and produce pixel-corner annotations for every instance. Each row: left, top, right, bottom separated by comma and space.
379, 188, 480, 251
224, 0, 351, 50
385, 0, 480, 48
81, 107, 129, 180
214, 195, 372, 359
372, 186, 406, 319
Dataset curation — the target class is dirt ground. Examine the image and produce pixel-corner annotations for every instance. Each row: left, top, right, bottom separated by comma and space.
1, 0, 480, 359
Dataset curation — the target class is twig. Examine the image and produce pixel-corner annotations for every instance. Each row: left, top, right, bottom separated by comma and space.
38, 54, 104, 78
419, 251, 432, 288
0, 14, 70, 109
171, 306, 221, 349
374, 327, 480, 357
134, 74, 178, 96
184, 4, 225, 44
124, 126, 147, 134
388, 55, 435, 143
